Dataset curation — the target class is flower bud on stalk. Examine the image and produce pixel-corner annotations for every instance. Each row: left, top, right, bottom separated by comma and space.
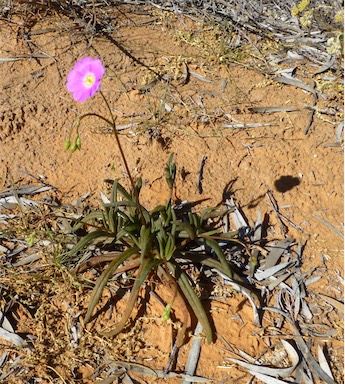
64, 138, 71, 150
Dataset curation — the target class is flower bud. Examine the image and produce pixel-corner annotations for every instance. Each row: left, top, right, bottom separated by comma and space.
162, 312, 170, 323
64, 138, 71, 150
70, 142, 77, 153
76, 135, 81, 150
162, 302, 172, 323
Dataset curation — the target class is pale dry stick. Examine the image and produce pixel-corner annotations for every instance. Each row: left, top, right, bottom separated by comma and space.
304, 105, 338, 116
189, 71, 213, 83
311, 213, 344, 239
266, 191, 288, 237
248, 210, 262, 279
266, 191, 302, 235
19, 170, 55, 190
0, 53, 52, 61
224, 122, 276, 129
249, 106, 299, 113
272, 76, 317, 95
196, 155, 207, 194
181, 322, 203, 384
279, 211, 302, 232
304, 82, 318, 135
23, 27, 59, 35
0, 58, 20, 62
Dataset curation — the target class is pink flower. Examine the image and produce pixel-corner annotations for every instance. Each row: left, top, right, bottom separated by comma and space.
66, 57, 105, 102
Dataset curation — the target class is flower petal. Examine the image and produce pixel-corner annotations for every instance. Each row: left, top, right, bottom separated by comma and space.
66, 75, 84, 92
66, 56, 105, 102
90, 58, 105, 79
72, 89, 89, 103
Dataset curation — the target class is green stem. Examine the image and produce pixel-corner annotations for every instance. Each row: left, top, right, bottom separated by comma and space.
73, 93, 146, 226
99, 91, 146, 225
78, 112, 114, 127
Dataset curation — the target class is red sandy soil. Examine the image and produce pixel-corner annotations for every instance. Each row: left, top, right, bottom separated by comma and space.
0, 6, 343, 383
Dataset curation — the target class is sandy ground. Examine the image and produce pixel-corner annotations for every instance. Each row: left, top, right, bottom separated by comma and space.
0, 5, 343, 384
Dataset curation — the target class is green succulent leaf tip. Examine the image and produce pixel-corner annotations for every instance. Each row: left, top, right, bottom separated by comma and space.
165, 152, 177, 190
162, 302, 172, 322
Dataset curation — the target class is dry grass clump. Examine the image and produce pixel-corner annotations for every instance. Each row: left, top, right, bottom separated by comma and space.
0, 203, 157, 382
2, 0, 343, 66
1, 0, 342, 97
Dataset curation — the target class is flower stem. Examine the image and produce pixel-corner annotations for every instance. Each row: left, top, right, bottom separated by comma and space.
99, 91, 146, 225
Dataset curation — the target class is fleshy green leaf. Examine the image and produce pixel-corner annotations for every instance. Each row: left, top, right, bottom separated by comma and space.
72, 211, 105, 231
102, 257, 162, 337
203, 237, 233, 279
168, 261, 213, 344
84, 246, 139, 324
69, 230, 111, 257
